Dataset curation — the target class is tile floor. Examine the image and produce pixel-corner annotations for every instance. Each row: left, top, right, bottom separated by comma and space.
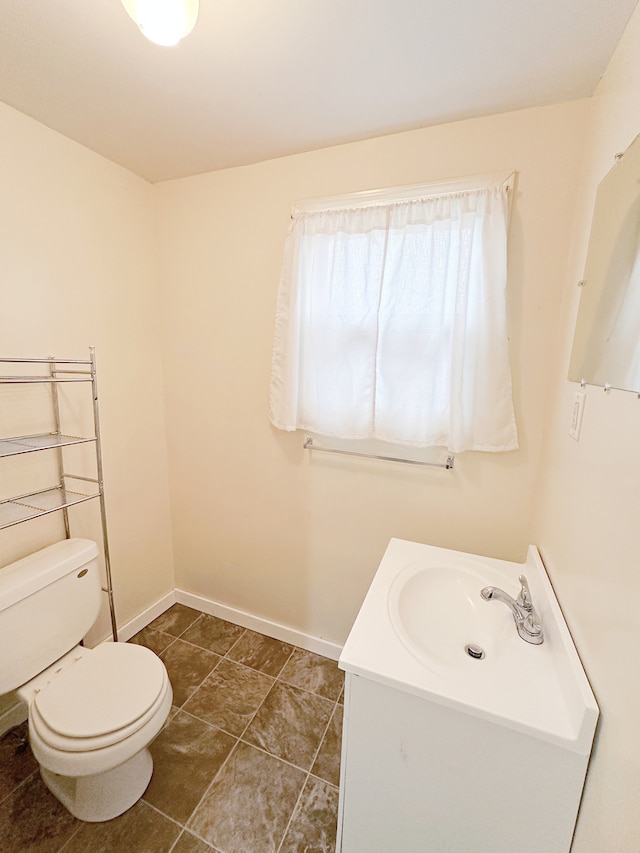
0, 603, 344, 852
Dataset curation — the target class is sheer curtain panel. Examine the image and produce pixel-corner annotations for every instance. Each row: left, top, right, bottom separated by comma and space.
269, 180, 518, 453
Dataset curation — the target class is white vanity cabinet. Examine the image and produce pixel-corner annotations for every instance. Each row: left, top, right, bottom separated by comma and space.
336, 538, 598, 853
337, 671, 590, 852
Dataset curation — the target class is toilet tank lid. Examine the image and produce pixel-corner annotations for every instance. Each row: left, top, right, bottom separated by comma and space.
0, 539, 99, 613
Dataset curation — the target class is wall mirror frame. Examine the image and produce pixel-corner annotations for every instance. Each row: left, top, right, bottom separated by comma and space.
569, 132, 640, 394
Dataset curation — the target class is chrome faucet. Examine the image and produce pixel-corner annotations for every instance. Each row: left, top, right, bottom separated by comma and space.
480, 575, 544, 645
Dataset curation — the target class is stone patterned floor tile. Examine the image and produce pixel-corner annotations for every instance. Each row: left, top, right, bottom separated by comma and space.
279, 776, 339, 853
226, 629, 293, 676
279, 649, 345, 701
181, 614, 245, 655
0, 772, 79, 853
148, 603, 202, 638
183, 658, 273, 736
144, 710, 235, 824
171, 830, 219, 852
61, 800, 181, 852
160, 639, 221, 706
128, 625, 176, 656
243, 682, 334, 770
311, 703, 343, 787
188, 741, 306, 853
0, 721, 39, 802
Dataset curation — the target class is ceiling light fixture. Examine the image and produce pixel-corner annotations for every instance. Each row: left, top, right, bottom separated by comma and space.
121, 0, 199, 47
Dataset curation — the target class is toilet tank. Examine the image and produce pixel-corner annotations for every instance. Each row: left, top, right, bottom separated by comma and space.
0, 539, 102, 695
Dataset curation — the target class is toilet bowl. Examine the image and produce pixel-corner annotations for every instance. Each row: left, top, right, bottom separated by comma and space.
18, 642, 172, 821
0, 539, 173, 822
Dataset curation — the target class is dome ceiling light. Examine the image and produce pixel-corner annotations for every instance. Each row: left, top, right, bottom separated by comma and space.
121, 0, 199, 47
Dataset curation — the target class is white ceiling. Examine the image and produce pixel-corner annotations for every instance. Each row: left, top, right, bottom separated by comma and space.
0, 0, 637, 183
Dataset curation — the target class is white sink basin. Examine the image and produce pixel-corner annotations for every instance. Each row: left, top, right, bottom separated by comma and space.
389, 560, 527, 675
340, 538, 599, 753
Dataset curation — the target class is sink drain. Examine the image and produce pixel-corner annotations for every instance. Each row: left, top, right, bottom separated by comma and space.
465, 643, 486, 660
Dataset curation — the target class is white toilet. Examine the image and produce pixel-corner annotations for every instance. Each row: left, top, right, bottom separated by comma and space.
0, 538, 172, 822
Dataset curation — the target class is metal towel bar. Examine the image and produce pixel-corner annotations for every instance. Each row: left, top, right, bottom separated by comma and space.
303, 437, 454, 469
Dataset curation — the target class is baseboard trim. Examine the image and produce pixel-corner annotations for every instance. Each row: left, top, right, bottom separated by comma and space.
115, 590, 177, 643
0, 698, 27, 737
175, 589, 343, 662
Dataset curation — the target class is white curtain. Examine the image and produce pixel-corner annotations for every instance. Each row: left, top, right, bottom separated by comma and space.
269, 184, 518, 453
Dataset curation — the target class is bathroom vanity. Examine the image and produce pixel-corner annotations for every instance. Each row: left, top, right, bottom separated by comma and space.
337, 539, 598, 853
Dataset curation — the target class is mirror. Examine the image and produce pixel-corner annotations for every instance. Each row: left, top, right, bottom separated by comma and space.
569, 133, 640, 393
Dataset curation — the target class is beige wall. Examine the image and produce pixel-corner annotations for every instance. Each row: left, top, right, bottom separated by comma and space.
2, 10, 639, 842
154, 100, 589, 645
532, 6, 640, 852
0, 102, 175, 648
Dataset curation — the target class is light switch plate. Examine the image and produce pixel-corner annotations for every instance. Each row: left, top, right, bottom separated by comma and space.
569, 391, 586, 440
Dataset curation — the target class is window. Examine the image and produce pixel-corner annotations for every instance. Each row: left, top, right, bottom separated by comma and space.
269, 174, 518, 454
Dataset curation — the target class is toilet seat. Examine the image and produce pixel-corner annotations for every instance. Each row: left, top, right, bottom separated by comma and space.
31, 643, 167, 752
30, 670, 170, 753
29, 673, 172, 780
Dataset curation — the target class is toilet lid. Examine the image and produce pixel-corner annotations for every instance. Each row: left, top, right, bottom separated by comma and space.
33, 643, 166, 739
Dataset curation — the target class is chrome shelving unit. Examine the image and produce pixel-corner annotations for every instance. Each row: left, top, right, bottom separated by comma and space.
0, 348, 117, 641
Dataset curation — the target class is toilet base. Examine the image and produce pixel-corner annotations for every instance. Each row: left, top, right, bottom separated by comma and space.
40, 747, 153, 822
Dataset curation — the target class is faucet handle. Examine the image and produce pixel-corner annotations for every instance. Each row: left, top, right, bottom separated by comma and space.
517, 575, 533, 611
